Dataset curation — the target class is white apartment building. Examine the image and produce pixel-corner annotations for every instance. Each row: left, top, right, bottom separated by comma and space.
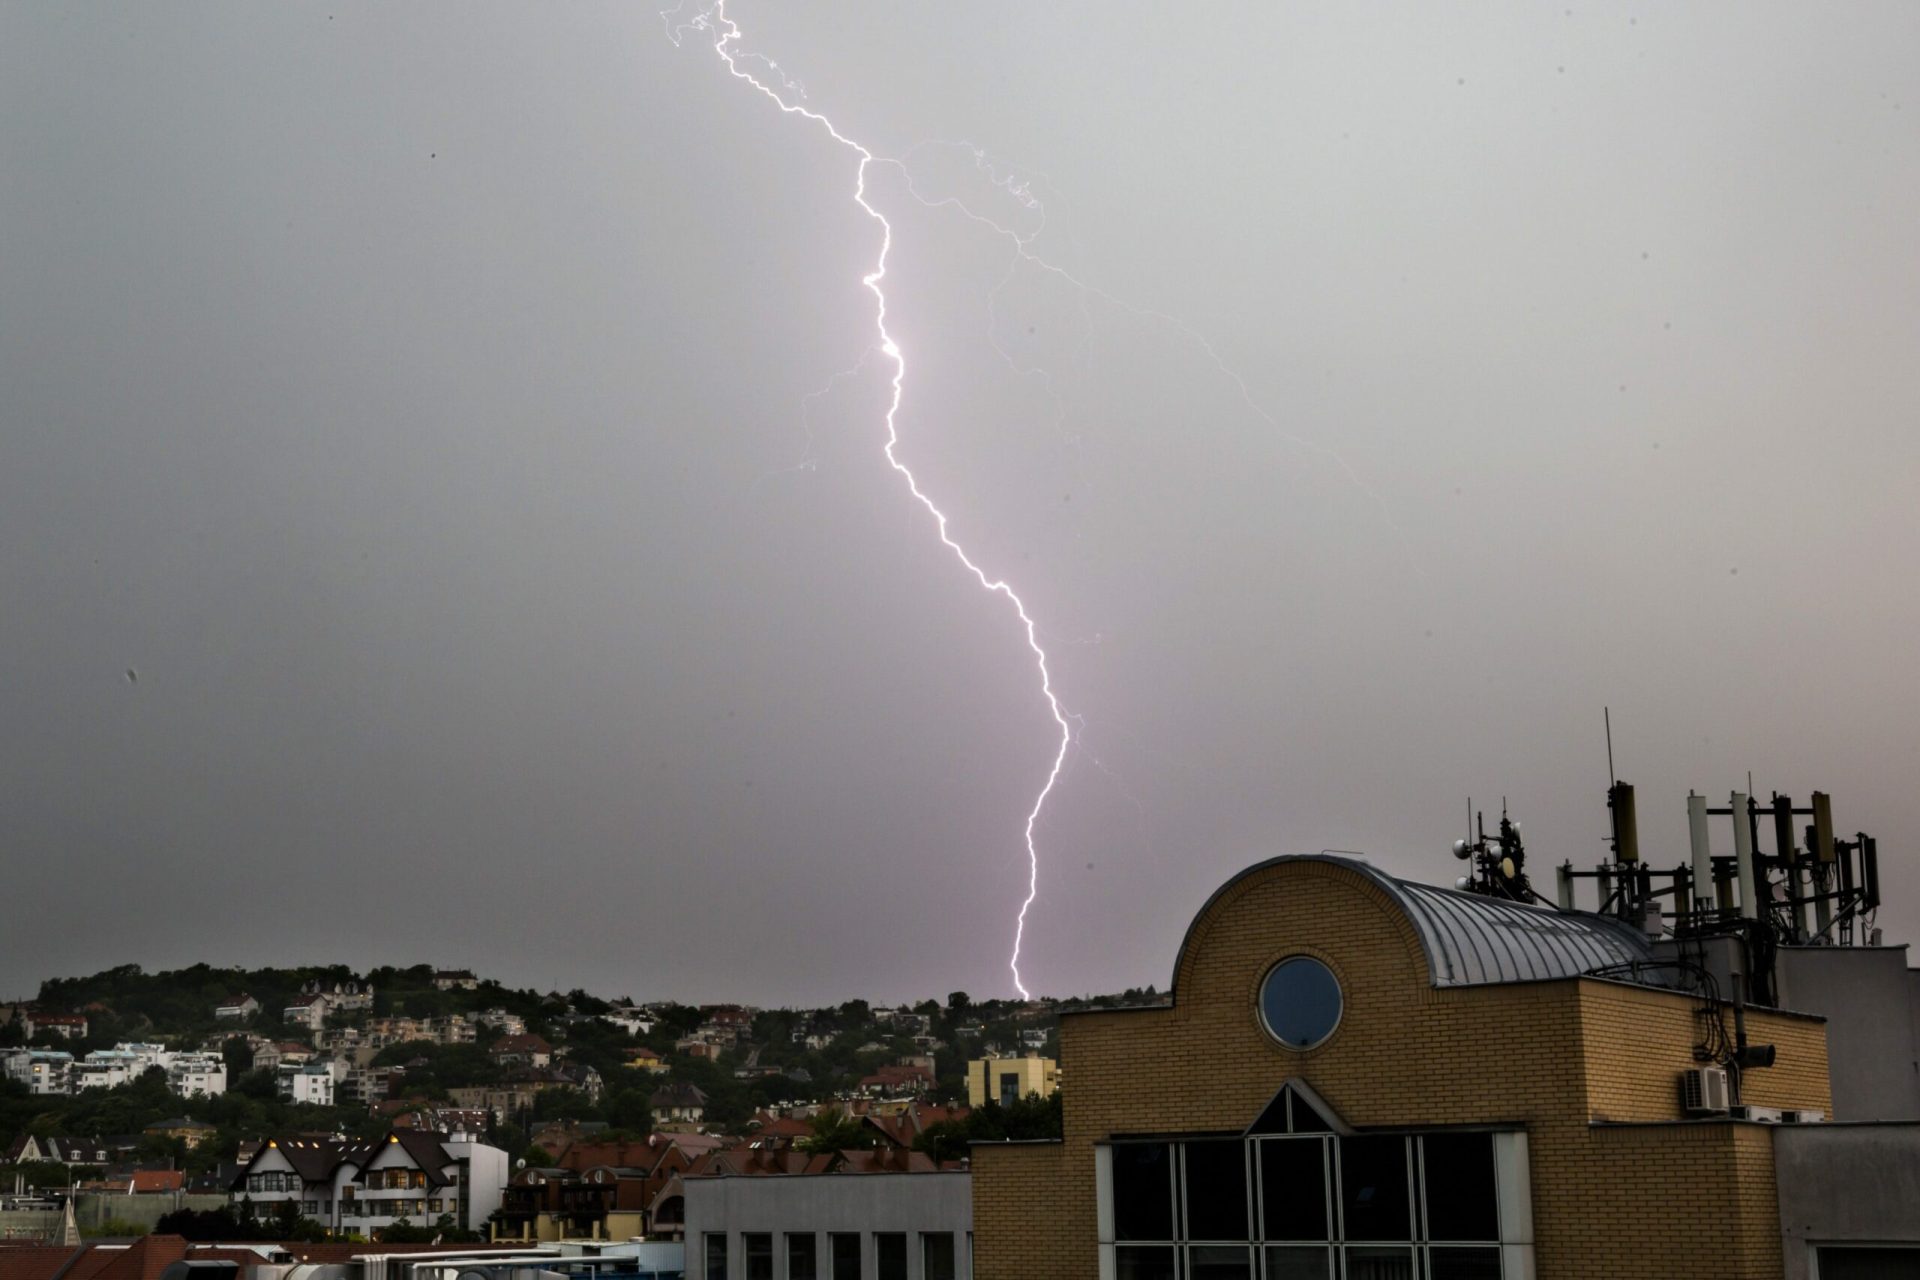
279, 1060, 339, 1106
1, 1049, 74, 1095
65, 1043, 228, 1098
167, 1053, 227, 1097
232, 1129, 509, 1234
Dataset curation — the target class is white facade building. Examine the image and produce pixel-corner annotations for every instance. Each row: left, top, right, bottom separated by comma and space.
280, 1060, 337, 1106
232, 1130, 509, 1235
2, 1050, 74, 1095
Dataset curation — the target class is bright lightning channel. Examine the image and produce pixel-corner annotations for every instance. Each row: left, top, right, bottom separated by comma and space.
668, 1, 1067, 1000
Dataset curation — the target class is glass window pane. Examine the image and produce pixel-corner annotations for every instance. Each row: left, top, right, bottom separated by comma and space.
1113, 1144, 1176, 1241
787, 1234, 818, 1280
1260, 1138, 1328, 1242
1259, 957, 1344, 1050
1264, 1246, 1333, 1280
1115, 1246, 1176, 1280
743, 1233, 772, 1280
704, 1233, 728, 1280
1421, 1135, 1499, 1242
875, 1233, 907, 1280
1188, 1245, 1252, 1279
1339, 1137, 1411, 1241
922, 1233, 955, 1280
1426, 1247, 1502, 1280
1343, 1247, 1415, 1280
1184, 1141, 1250, 1241
829, 1233, 861, 1280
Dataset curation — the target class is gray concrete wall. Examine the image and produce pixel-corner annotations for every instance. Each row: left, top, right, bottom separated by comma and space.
685, 1172, 971, 1280
1774, 946, 1920, 1121
0, 1192, 228, 1238
1774, 1124, 1920, 1280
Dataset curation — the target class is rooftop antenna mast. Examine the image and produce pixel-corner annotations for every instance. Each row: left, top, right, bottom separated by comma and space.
1605, 706, 1616, 788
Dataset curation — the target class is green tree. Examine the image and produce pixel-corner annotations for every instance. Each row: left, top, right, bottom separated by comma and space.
799, 1107, 873, 1154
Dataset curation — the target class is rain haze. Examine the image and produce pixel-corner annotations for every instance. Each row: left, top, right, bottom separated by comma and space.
3, 3, 1917, 1006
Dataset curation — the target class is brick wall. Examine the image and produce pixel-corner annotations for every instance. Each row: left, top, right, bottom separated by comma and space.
970, 858, 1831, 1280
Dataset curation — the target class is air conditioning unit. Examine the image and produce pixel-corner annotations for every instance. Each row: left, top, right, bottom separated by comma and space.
1730, 1104, 1783, 1123
1783, 1109, 1827, 1124
1681, 1066, 1730, 1115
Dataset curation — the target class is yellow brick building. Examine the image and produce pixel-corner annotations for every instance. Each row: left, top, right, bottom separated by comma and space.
972, 855, 1836, 1280
968, 1056, 1060, 1109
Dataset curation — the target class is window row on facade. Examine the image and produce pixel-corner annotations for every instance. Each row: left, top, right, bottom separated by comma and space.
703, 1229, 964, 1280
1100, 1129, 1529, 1279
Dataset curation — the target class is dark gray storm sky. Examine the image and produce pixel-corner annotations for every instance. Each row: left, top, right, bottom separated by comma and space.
4, 3, 1917, 1005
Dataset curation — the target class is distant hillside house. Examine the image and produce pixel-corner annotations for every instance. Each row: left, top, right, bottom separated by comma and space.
650, 1082, 708, 1125
600, 1010, 654, 1036
623, 1047, 670, 1074
279, 1059, 339, 1106
26, 1012, 87, 1040
283, 995, 330, 1031
4, 1134, 112, 1166
489, 1034, 553, 1069
433, 969, 480, 991
250, 1041, 313, 1074
214, 994, 260, 1021
1, 1049, 75, 1094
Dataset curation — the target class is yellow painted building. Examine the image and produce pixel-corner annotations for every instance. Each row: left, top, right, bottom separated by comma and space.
967, 1055, 1060, 1109
972, 855, 1842, 1280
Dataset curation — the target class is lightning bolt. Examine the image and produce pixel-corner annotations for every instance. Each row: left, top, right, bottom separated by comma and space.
668, 1, 1067, 1000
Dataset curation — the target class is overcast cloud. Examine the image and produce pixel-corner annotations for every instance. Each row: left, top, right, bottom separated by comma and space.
3, 3, 1917, 1004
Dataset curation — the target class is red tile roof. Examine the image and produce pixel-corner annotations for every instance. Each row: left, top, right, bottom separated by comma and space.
126, 1170, 184, 1193
0, 1246, 78, 1280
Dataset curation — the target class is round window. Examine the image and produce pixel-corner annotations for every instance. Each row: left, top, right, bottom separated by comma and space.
1259, 956, 1343, 1050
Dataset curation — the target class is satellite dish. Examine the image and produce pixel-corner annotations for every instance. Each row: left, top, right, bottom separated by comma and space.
1452, 839, 1471, 860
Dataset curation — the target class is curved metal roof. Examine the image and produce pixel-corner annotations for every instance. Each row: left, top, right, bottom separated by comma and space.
1176, 854, 1657, 990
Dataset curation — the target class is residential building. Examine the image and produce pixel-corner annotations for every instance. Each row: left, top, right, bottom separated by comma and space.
489, 1034, 553, 1070
600, 1009, 654, 1036
231, 1128, 508, 1235
278, 1060, 339, 1106
475, 1008, 527, 1037
860, 1063, 937, 1098
433, 969, 480, 991
970, 850, 1920, 1280
2, 1049, 75, 1095
623, 1047, 671, 1075
3, 1134, 112, 1166
493, 1133, 724, 1244
450, 1084, 541, 1124
301, 978, 374, 1012
425, 1015, 477, 1046
72, 1048, 151, 1091
682, 1151, 971, 1280
214, 995, 261, 1021
964, 1056, 1058, 1109
651, 1083, 709, 1127
282, 996, 330, 1032
251, 1041, 313, 1074
25, 1013, 88, 1041
165, 1052, 227, 1097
